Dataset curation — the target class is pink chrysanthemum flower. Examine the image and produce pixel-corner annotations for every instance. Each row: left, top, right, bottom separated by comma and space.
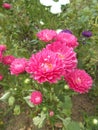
65, 69, 93, 93
46, 41, 77, 75
30, 91, 42, 105
2, 3, 12, 9
0, 44, 6, 52
37, 29, 57, 42
26, 49, 64, 83
10, 58, 27, 75
2, 55, 15, 65
55, 32, 79, 48
0, 74, 3, 80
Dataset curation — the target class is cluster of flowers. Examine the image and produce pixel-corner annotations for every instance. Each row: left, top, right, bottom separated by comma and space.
0, 29, 93, 105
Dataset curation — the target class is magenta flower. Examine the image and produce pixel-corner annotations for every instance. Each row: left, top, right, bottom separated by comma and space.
46, 41, 77, 75
37, 29, 57, 42
30, 91, 43, 105
2, 3, 12, 9
65, 69, 93, 93
10, 58, 27, 75
26, 49, 64, 83
0, 44, 6, 52
2, 55, 15, 65
55, 32, 79, 48
0, 74, 3, 80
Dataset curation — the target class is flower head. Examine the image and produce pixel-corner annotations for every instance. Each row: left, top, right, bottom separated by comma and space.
2, 55, 15, 65
2, 3, 12, 9
46, 41, 77, 75
65, 69, 93, 93
30, 91, 43, 105
82, 30, 92, 37
10, 58, 27, 75
37, 29, 57, 42
55, 32, 79, 48
26, 49, 64, 83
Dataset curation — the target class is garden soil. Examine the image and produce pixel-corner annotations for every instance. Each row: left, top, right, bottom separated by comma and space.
0, 86, 97, 130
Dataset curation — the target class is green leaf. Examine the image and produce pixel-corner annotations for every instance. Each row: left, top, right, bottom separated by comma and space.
66, 121, 81, 130
14, 105, 21, 115
0, 91, 10, 102
62, 96, 72, 116
33, 112, 46, 128
8, 96, 15, 106
23, 96, 34, 108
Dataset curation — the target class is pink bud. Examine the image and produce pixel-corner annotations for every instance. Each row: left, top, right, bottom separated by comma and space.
49, 111, 54, 117
2, 3, 12, 9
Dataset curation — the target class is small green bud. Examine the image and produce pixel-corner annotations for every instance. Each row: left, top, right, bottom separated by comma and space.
42, 107, 47, 112
8, 96, 15, 106
64, 85, 69, 90
24, 78, 30, 84
93, 119, 98, 125
14, 105, 21, 115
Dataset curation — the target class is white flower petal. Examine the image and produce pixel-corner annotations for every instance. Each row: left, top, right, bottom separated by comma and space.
59, 0, 70, 5
50, 3, 62, 14
56, 29, 62, 33
39, 0, 54, 6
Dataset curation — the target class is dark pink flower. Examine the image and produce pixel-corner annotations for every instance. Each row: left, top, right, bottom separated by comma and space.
0, 44, 6, 52
55, 32, 79, 48
46, 41, 77, 75
0, 74, 3, 80
2, 55, 15, 65
10, 58, 27, 75
26, 49, 64, 83
2, 3, 11, 9
65, 69, 93, 93
30, 91, 42, 105
37, 29, 57, 42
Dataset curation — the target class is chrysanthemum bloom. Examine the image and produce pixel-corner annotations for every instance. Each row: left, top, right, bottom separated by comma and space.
65, 69, 93, 93
26, 49, 64, 83
49, 111, 54, 117
2, 3, 11, 9
0, 74, 3, 80
61, 29, 72, 34
30, 91, 42, 105
0, 45, 6, 52
46, 41, 77, 75
10, 58, 27, 75
55, 32, 79, 48
82, 30, 92, 37
36, 29, 57, 42
2, 55, 15, 65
